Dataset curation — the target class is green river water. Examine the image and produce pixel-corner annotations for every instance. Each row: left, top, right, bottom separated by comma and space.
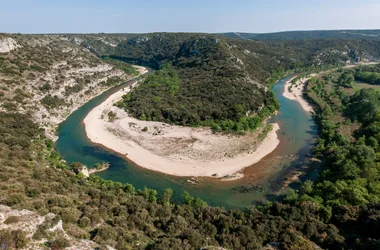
56, 75, 317, 208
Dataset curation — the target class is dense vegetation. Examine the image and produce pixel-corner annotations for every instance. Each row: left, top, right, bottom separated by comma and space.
0, 111, 365, 249
1, 101, 380, 249
293, 69, 380, 249
0, 111, 342, 249
75, 33, 380, 81
101, 56, 139, 76
117, 63, 279, 132
321, 64, 380, 88
353, 64, 380, 85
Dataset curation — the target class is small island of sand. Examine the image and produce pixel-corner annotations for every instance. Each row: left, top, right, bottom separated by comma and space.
283, 76, 315, 113
83, 68, 280, 180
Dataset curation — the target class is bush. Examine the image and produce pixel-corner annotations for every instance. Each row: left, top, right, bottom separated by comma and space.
38, 82, 52, 92
6, 193, 25, 206
60, 208, 79, 223
49, 236, 71, 249
79, 216, 91, 228
0, 230, 28, 249
108, 111, 117, 122
40, 94, 68, 109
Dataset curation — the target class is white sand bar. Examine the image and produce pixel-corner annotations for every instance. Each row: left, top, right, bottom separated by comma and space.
283, 76, 314, 113
84, 75, 280, 178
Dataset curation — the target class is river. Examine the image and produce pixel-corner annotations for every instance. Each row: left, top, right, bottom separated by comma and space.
56, 74, 317, 208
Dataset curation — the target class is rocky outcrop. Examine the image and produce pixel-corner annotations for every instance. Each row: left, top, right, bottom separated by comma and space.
71, 162, 90, 177
0, 37, 20, 53
0, 204, 52, 238
0, 34, 137, 140
80, 167, 90, 178
0, 205, 99, 249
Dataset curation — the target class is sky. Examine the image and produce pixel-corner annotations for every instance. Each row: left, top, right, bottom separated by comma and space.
1, 0, 380, 34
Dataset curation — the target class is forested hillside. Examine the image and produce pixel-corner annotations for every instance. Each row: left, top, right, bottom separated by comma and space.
0, 34, 138, 139
0, 110, 373, 250
219, 29, 380, 40
69, 33, 380, 79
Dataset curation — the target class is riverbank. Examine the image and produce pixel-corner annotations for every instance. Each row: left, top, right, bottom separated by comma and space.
282, 62, 379, 113
83, 82, 280, 179
46, 65, 146, 141
283, 76, 315, 113
133, 65, 148, 75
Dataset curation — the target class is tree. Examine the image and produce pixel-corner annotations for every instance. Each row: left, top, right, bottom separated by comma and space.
161, 188, 173, 206
182, 191, 207, 208
338, 72, 354, 88
139, 187, 157, 203
301, 180, 314, 195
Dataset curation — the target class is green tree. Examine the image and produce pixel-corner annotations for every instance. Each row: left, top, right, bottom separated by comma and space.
161, 188, 173, 206
301, 180, 314, 195
338, 72, 354, 88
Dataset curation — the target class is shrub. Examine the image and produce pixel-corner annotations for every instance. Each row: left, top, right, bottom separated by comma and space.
49, 236, 71, 249
6, 193, 25, 206
39, 82, 52, 93
79, 216, 91, 228
60, 208, 79, 223
0, 230, 28, 248
40, 95, 67, 109
108, 111, 117, 122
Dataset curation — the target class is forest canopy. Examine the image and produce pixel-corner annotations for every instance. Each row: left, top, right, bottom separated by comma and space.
117, 63, 279, 132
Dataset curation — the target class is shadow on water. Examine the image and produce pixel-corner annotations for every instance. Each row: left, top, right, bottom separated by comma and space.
82, 146, 121, 163
265, 193, 287, 203
289, 182, 302, 190
56, 74, 319, 208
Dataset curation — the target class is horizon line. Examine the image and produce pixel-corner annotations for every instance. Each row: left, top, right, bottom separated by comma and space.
1, 28, 380, 36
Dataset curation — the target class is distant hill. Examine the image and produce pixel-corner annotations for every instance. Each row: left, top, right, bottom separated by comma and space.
218, 29, 380, 40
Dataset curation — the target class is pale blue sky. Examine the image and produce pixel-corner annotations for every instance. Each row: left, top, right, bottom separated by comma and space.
1, 0, 379, 33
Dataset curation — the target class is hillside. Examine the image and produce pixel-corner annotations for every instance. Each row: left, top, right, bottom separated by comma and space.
219, 29, 380, 40
69, 32, 380, 78
0, 34, 138, 139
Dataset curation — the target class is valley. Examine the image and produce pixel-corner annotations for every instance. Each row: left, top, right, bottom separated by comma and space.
1, 31, 380, 249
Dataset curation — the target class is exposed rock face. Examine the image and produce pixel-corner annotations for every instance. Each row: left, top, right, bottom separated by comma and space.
80, 166, 90, 178
0, 204, 53, 238
71, 163, 90, 177
0, 34, 137, 140
0, 37, 20, 53
0, 205, 99, 249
